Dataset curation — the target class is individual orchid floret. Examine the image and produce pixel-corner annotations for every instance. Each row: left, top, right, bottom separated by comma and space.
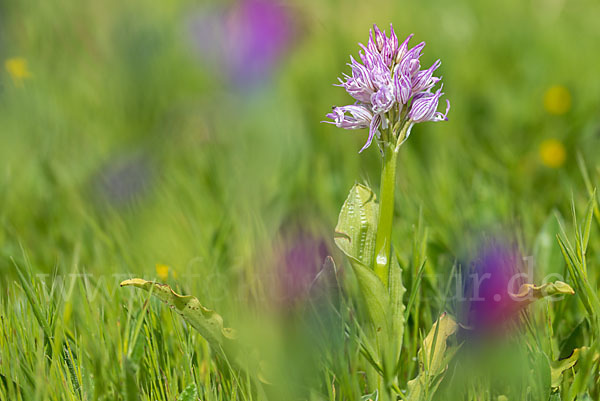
324, 24, 450, 153
397, 42, 425, 80
367, 25, 398, 67
336, 56, 376, 103
395, 33, 414, 64
411, 59, 441, 93
325, 105, 373, 130
409, 86, 450, 123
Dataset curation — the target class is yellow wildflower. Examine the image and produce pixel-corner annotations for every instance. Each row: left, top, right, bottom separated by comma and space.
543, 85, 571, 115
539, 139, 566, 168
155, 263, 170, 281
5, 57, 32, 86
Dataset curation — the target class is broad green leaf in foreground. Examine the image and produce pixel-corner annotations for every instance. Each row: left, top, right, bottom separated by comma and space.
120, 279, 236, 353
551, 346, 600, 394
334, 183, 379, 269
351, 259, 389, 335
407, 313, 458, 401
387, 251, 406, 374
551, 347, 583, 388
121, 279, 295, 391
334, 184, 388, 335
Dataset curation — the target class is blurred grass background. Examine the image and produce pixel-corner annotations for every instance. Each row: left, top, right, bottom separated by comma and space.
1, 0, 600, 399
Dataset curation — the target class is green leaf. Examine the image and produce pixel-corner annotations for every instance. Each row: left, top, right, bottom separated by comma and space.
534, 211, 565, 276
557, 215, 600, 330
582, 189, 596, 252
335, 184, 409, 384
567, 347, 600, 400
510, 281, 575, 306
351, 259, 390, 334
14, 259, 82, 399
13, 260, 52, 340
334, 183, 379, 269
335, 184, 392, 359
421, 313, 457, 375
0, 373, 23, 398
406, 313, 458, 401
123, 356, 139, 401
388, 251, 406, 373
551, 348, 582, 388
557, 235, 596, 321
177, 383, 198, 401
120, 279, 236, 353
531, 350, 551, 401
576, 153, 600, 230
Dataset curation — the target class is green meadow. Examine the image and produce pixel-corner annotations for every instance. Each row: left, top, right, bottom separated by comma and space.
1, 0, 600, 399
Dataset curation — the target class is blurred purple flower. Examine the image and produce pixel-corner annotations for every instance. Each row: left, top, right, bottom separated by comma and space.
461, 242, 526, 336
325, 24, 449, 152
188, 0, 296, 88
274, 228, 330, 308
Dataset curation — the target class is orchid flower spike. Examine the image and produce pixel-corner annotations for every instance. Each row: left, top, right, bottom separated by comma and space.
324, 24, 449, 152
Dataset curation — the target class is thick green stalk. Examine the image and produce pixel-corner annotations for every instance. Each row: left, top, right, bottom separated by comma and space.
373, 123, 409, 287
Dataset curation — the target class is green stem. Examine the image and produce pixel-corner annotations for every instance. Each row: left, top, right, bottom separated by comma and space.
373, 122, 410, 287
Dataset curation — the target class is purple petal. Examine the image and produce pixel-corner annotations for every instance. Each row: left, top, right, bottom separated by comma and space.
371, 85, 395, 114
358, 43, 377, 70
432, 99, 450, 122
388, 24, 399, 56
412, 59, 441, 93
335, 56, 377, 102
325, 104, 373, 129
409, 86, 446, 123
395, 33, 414, 63
372, 24, 386, 52
369, 55, 393, 89
393, 70, 413, 105
359, 113, 381, 152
